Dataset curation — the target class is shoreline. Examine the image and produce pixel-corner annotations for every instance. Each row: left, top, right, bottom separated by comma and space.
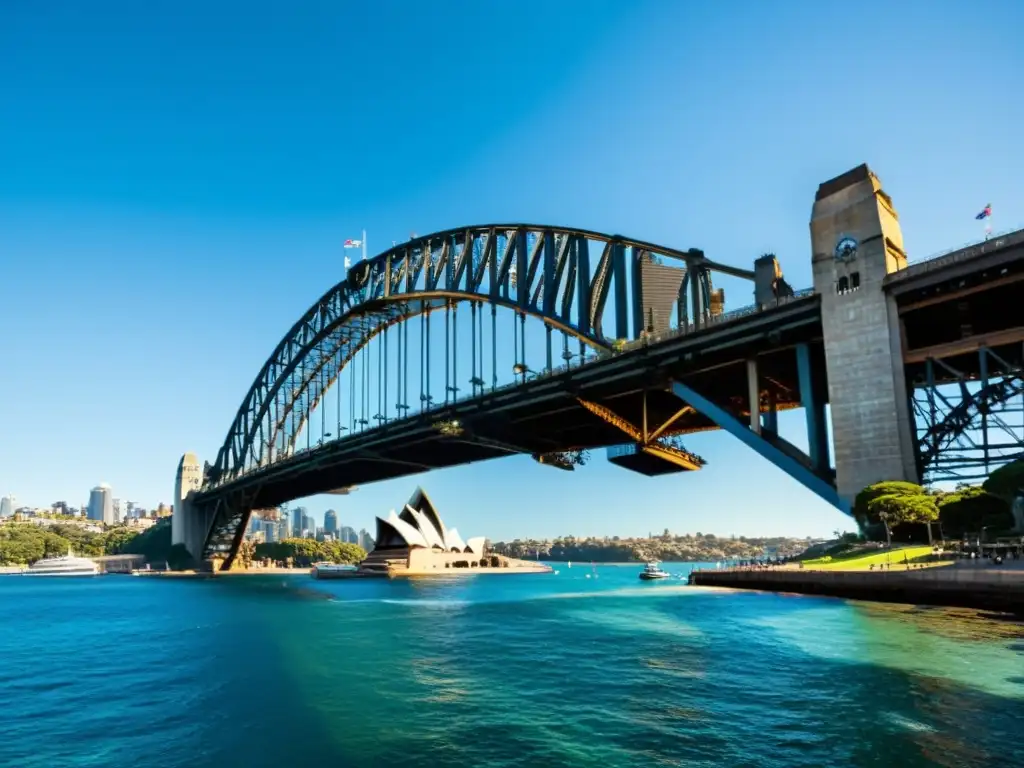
689, 565, 1024, 614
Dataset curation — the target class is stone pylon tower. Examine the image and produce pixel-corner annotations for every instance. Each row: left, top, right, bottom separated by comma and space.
811, 165, 919, 508
173, 452, 204, 559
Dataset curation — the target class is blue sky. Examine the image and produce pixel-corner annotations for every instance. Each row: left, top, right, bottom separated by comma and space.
1, 0, 1022, 540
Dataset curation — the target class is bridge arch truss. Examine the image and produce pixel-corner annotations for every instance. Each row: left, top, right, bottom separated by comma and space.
206, 225, 755, 489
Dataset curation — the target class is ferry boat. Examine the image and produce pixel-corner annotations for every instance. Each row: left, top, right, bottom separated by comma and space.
311, 563, 360, 579
638, 561, 671, 581
23, 550, 99, 577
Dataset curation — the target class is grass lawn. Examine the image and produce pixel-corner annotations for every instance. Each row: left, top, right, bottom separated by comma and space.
802, 545, 938, 571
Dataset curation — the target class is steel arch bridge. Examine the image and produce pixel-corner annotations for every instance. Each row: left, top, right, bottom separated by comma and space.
206, 225, 753, 487
188, 224, 779, 564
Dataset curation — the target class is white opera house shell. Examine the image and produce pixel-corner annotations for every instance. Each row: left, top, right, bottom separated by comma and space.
351, 488, 552, 577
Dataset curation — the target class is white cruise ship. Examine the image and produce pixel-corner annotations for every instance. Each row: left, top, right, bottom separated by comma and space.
24, 550, 99, 577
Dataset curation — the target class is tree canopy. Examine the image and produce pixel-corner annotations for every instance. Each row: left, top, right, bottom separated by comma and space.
254, 538, 366, 567
937, 486, 1013, 537
866, 492, 939, 528
982, 459, 1024, 503
853, 481, 926, 526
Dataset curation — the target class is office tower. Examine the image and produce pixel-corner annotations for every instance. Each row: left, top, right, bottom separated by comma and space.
292, 507, 306, 539
323, 509, 338, 538
88, 484, 114, 524
0, 495, 14, 518
340, 525, 357, 544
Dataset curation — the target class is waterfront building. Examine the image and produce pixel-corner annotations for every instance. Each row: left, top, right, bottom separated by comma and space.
88, 484, 114, 525
0, 494, 14, 518
355, 488, 550, 577
324, 509, 338, 538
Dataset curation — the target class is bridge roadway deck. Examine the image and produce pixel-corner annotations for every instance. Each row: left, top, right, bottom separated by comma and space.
887, 228, 1024, 382
197, 295, 827, 510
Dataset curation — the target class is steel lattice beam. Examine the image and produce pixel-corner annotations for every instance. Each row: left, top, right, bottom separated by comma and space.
913, 346, 1024, 483
206, 225, 756, 487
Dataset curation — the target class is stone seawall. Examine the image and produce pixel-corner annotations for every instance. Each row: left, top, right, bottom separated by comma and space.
689, 567, 1024, 614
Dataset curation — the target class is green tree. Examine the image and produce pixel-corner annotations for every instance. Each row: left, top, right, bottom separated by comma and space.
867, 491, 939, 544
253, 538, 365, 567
938, 487, 1013, 538
983, 459, 1024, 504
102, 527, 140, 555
853, 481, 924, 527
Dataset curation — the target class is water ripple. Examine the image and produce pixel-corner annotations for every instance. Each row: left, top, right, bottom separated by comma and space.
2, 568, 1023, 767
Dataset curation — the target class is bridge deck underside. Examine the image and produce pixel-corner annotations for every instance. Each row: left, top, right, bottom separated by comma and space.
198, 298, 825, 516
896, 245, 1024, 382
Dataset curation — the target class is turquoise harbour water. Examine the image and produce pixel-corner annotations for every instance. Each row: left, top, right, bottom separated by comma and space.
2, 564, 1023, 768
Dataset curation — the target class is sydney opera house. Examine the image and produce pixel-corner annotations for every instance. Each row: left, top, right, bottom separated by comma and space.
345, 488, 551, 578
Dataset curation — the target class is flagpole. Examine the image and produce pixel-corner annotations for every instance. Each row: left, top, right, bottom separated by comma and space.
362, 229, 367, 262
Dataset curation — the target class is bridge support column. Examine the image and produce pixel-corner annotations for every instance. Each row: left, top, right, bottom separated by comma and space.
173, 453, 211, 565
746, 359, 761, 434
669, 379, 848, 513
811, 165, 919, 507
796, 343, 830, 472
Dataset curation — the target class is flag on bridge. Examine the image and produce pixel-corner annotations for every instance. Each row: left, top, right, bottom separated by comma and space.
975, 204, 992, 220
343, 238, 363, 248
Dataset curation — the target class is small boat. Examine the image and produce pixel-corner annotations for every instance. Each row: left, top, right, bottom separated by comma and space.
638, 562, 671, 581
23, 549, 99, 577
311, 563, 359, 579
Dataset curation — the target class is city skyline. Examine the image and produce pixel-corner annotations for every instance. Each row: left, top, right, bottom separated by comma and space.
2, 1, 1022, 540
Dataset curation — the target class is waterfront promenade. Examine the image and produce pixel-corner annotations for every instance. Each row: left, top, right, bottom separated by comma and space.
690, 560, 1024, 613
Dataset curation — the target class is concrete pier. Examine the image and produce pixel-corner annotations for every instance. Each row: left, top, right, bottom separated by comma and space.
689, 566, 1024, 614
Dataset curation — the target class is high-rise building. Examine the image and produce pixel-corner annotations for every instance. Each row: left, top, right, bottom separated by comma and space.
323, 509, 338, 538
292, 507, 306, 539
302, 513, 315, 537
0, 495, 14, 518
340, 525, 357, 544
358, 529, 375, 553
88, 484, 114, 524
112, 498, 122, 524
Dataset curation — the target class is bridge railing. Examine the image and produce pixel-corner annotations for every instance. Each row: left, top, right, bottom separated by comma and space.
609, 288, 816, 355
894, 225, 1024, 280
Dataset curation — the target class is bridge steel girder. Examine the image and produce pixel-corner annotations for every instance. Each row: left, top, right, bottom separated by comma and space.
197, 296, 824, 560
913, 345, 1024, 483
668, 347, 848, 515
207, 225, 756, 488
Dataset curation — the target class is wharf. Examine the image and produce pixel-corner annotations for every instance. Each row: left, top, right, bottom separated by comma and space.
689, 563, 1024, 614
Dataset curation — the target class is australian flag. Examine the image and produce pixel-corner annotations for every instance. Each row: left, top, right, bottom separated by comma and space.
975, 204, 992, 220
